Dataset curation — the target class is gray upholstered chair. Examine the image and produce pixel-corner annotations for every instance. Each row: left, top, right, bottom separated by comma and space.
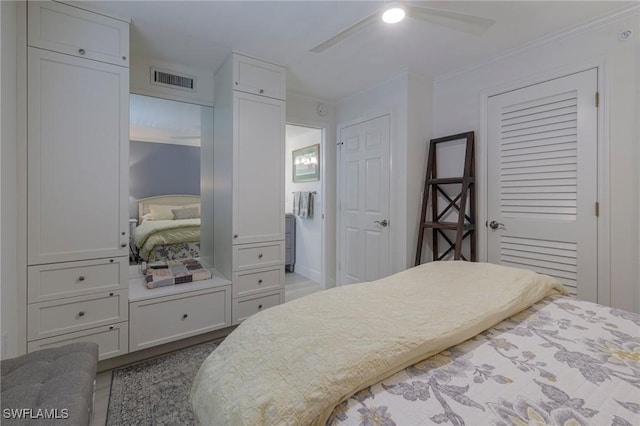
1, 342, 98, 425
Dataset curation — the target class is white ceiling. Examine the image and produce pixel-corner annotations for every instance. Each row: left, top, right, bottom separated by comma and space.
85, 1, 634, 101
130, 94, 210, 146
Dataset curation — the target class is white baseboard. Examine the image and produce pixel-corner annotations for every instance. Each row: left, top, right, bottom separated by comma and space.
294, 264, 321, 284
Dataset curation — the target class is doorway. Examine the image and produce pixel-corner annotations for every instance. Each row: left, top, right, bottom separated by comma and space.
285, 124, 325, 297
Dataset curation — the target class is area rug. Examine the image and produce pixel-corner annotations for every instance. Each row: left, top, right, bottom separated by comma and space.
106, 338, 223, 425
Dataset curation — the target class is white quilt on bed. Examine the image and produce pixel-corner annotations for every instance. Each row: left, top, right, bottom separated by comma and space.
190, 261, 566, 426
134, 219, 200, 260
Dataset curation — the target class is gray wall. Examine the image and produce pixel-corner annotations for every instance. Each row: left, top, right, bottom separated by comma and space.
129, 141, 200, 218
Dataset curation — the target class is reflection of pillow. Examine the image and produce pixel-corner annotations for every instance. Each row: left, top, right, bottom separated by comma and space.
185, 203, 201, 215
172, 207, 200, 220
149, 205, 181, 221
141, 213, 153, 224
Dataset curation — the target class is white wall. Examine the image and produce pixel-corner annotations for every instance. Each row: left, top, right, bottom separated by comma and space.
433, 13, 640, 313
1, 0, 18, 359
286, 92, 337, 287
285, 126, 323, 282
130, 55, 214, 106
335, 71, 433, 276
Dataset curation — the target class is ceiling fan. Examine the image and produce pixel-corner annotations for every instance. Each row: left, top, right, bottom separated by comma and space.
309, 2, 495, 53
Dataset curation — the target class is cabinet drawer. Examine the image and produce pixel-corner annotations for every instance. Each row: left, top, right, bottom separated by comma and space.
232, 291, 283, 325
129, 286, 231, 351
28, 290, 128, 340
28, 257, 127, 303
233, 54, 285, 100
28, 322, 128, 361
28, 1, 129, 67
232, 267, 283, 298
233, 242, 284, 271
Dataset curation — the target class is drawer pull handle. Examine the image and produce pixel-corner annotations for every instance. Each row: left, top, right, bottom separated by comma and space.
258, 253, 263, 259
78, 48, 85, 55
258, 279, 263, 284
259, 89, 264, 94
78, 311, 85, 317
258, 305, 263, 310
122, 56, 127, 61
78, 276, 86, 281
233, 234, 238, 239
182, 314, 188, 319
121, 243, 127, 248
109, 326, 114, 330
109, 292, 114, 297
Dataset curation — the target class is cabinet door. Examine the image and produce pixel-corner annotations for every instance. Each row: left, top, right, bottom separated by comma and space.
28, 48, 129, 265
233, 92, 285, 244
28, 1, 129, 67
233, 54, 286, 100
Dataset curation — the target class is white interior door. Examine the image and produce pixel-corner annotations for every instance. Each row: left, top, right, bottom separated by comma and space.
338, 115, 390, 285
487, 69, 598, 301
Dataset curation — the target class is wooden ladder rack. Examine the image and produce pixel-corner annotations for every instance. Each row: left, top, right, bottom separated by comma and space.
415, 131, 476, 265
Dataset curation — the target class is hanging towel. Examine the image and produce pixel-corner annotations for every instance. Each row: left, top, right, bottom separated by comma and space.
293, 191, 314, 218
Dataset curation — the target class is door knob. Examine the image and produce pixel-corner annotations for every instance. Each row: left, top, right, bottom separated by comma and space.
489, 220, 504, 230
374, 219, 389, 227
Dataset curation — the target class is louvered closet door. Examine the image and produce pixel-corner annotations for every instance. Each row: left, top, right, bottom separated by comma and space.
487, 69, 598, 301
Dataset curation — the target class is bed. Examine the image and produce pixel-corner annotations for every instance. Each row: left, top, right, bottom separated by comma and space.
190, 261, 640, 426
133, 194, 201, 262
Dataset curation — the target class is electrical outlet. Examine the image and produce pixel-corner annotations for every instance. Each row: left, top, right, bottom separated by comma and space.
1, 331, 8, 358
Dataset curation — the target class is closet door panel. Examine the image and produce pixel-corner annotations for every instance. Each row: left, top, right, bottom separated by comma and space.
28, 48, 129, 265
232, 92, 285, 244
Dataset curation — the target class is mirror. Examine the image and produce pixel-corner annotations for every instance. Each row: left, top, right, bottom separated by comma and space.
128, 94, 213, 264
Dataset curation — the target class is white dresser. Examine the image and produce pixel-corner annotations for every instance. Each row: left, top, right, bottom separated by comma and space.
209, 53, 286, 324
25, 1, 130, 360
128, 267, 232, 352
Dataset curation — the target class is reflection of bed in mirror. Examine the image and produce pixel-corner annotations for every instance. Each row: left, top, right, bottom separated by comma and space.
133, 194, 201, 262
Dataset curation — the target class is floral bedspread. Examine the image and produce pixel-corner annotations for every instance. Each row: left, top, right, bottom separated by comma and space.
329, 295, 640, 426
147, 241, 200, 262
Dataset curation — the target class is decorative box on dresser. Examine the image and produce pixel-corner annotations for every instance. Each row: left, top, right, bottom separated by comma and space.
24, 1, 130, 360
211, 53, 286, 324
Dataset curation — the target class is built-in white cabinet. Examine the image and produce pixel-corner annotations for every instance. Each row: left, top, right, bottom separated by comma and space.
211, 53, 286, 325
232, 54, 286, 100
27, 48, 129, 265
232, 92, 286, 244
25, 1, 130, 360
28, 0, 129, 67
128, 271, 232, 352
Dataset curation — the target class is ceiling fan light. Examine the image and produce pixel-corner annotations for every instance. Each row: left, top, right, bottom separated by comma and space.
382, 7, 405, 24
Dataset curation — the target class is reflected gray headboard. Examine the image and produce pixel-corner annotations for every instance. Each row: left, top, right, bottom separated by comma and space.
137, 194, 200, 221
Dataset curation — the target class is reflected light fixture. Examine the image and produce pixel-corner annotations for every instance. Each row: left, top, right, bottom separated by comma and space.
382, 5, 406, 24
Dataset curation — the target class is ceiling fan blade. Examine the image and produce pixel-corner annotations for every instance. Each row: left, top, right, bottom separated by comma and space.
309, 12, 380, 53
407, 5, 495, 36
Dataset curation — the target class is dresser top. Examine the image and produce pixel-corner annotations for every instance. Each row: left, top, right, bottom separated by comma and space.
128, 264, 231, 302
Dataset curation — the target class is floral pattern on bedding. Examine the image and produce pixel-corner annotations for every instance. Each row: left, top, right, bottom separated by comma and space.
329, 295, 640, 426
147, 242, 200, 262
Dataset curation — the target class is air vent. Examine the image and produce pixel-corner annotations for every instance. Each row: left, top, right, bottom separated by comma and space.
150, 67, 196, 92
